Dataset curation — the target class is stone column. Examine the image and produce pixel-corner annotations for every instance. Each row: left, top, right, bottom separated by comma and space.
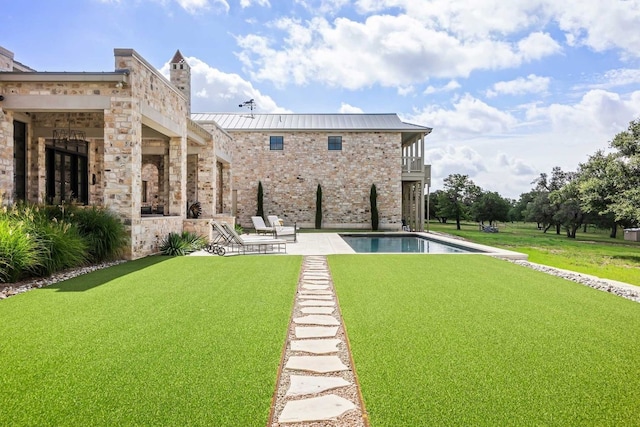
169, 136, 187, 217
0, 109, 14, 203
103, 101, 142, 258
197, 146, 216, 217
28, 137, 46, 203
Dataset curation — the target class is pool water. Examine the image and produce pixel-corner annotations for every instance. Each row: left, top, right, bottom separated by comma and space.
340, 234, 478, 254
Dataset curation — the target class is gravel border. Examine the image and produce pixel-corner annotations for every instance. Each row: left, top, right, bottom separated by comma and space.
0, 261, 127, 300
506, 259, 640, 304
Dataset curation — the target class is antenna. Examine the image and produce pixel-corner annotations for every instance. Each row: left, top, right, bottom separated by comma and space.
238, 99, 256, 118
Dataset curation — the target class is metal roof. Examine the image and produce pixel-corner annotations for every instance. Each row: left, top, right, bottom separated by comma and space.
191, 113, 432, 133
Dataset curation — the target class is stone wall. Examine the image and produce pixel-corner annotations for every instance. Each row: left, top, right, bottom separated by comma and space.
134, 216, 184, 256
228, 130, 402, 230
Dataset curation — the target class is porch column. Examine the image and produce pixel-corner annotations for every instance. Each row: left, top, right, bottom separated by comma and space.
29, 137, 46, 203
103, 103, 142, 258
0, 109, 14, 203
197, 146, 216, 217
169, 136, 187, 217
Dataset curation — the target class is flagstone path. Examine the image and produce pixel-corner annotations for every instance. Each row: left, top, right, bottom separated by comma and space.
269, 256, 368, 426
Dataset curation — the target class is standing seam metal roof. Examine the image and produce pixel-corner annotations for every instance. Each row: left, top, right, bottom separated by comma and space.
191, 113, 432, 132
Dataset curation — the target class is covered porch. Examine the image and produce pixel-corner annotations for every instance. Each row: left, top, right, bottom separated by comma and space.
0, 49, 232, 259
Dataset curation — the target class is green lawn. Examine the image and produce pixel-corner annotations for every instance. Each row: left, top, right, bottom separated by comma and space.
428, 221, 640, 286
0, 255, 301, 426
330, 255, 640, 427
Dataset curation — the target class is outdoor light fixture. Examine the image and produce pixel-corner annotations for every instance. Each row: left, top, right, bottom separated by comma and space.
53, 113, 86, 146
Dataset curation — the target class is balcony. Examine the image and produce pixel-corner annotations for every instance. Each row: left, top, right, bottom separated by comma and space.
402, 156, 424, 180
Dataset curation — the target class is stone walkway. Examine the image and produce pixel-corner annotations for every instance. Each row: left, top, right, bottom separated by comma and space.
269, 256, 368, 426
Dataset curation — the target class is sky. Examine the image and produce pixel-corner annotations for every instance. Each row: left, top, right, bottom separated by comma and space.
3, 0, 640, 199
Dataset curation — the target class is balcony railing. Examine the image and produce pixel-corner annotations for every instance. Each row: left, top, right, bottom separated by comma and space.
402, 156, 423, 173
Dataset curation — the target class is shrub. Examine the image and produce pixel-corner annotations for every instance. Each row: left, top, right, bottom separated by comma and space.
160, 232, 207, 256
0, 218, 40, 283
72, 206, 127, 262
370, 184, 379, 231
315, 184, 322, 229
31, 220, 87, 277
257, 181, 264, 218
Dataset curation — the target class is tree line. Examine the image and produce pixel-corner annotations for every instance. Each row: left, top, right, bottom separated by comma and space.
428, 118, 640, 238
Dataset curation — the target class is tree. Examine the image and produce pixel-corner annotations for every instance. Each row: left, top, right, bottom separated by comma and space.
440, 174, 481, 230
550, 180, 585, 238
471, 191, 511, 225
315, 184, 322, 229
510, 191, 536, 223
370, 184, 379, 231
256, 181, 264, 218
576, 119, 640, 235
530, 167, 574, 234
577, 150, 623, 237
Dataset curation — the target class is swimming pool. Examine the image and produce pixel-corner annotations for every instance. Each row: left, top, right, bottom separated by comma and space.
339, 234, 481, 254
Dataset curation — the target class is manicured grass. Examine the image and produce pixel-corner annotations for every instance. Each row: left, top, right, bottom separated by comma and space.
330, 255, 640, 426
428, 222, 640, 285
0, 255, 301, 426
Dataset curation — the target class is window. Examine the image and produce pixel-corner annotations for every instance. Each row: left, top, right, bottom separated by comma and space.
45, 139, 89, 205
270, 136, 284, 150
13, 121, 27, 201
328, 136, 342, 151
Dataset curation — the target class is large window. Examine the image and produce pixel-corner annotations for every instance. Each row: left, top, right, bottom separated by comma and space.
45, 139, 88, 205
270, 136, 284, 150
328, 136, 342, 151
13, 121, 27, 201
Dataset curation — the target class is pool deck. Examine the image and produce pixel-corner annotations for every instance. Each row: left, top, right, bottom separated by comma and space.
193, 231, 528, 258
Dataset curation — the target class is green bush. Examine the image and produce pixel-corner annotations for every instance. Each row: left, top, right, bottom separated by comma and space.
315, 184, 323, 229
160, 232, 206, 256
31, 220, 87, 277
0, 218, 40, 283
370, 184, 379, 231
73, 206, 127, 262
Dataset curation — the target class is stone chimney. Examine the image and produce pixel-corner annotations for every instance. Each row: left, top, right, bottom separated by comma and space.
169, 50, 191, 115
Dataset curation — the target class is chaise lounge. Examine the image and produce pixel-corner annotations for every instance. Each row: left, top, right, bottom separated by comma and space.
267, 215, 298, 242
216, 221, 287, 254
251, 216, 275, 236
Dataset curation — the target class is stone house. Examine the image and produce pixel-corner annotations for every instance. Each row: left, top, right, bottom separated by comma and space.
0, 46, 431, 259
195, 113, 432, 231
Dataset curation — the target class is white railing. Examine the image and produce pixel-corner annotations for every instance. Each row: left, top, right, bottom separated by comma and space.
402, 156, 423, 173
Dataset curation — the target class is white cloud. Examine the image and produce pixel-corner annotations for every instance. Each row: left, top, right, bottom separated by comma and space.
353, 1, 640, 59
408, 94, 518, 140
338, 103, 364, 113
424, 144, 487, 189
160, 56, 290, 113
175, 0, 229, 13
240, 0, 270, 7
294, 0, 351, 14
486, 74, 550, 98
585, 68, 640, 90
526, 89, 640, 135
235, 13, 562, 90
424, 80, 461, 94
549, 0, 640, 58
497, 152, 536, 176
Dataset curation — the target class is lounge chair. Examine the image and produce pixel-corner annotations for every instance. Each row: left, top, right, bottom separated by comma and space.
267, 215, 298, 242
220, 222, 287, 254
251, 216, 275, 236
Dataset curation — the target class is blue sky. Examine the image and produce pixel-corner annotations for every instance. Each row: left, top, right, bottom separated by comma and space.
3, 0, 640, 198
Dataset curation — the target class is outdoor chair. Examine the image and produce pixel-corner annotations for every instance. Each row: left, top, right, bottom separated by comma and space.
251, 216, 275, 236
221, 222, 287, 254
267, 215, 298, 242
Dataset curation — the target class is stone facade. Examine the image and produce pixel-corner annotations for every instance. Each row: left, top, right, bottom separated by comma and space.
1, 45, 430, 260
227, 130, 402, 230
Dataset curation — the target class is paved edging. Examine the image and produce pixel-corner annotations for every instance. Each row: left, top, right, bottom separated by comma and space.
269, 256, 368, 426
